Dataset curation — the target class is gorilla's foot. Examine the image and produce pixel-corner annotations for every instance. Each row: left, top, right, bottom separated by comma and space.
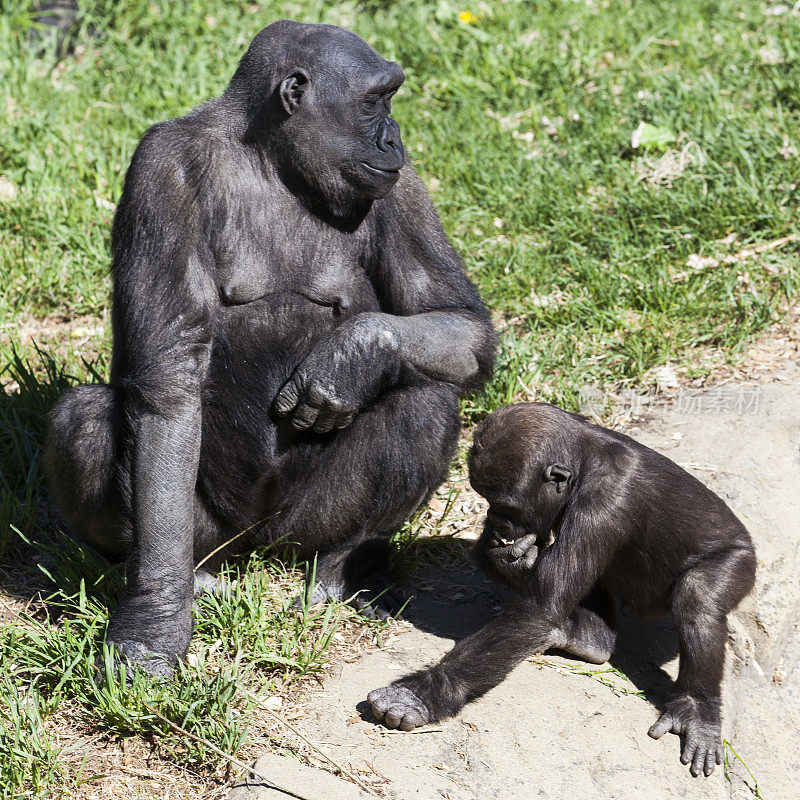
648, 692, 723, 777
193, 568, 227, 598
96, 639, 176, 683
292, 576, 406, 621
367, 684, 430, 731
292, 537, 407, 620
102, 594, 192, 683
192, 568, 231, 617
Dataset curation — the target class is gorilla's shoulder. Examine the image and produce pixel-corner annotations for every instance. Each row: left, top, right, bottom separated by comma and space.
125, 106, 225, 193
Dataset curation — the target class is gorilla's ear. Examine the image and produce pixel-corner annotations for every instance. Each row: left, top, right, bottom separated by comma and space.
543, 464, 572, 493
279, 69, 311, 115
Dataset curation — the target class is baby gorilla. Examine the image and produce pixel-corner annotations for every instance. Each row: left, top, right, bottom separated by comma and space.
368, 403, 756, 777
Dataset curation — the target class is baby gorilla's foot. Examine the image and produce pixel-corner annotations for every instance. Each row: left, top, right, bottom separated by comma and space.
648, 692, 723, 776
367, 684, 430, 731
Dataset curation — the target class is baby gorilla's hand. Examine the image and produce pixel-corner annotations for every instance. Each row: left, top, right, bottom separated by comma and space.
473, 530, 540, 590
494, 533, 539, 568
367, 684, 430, 731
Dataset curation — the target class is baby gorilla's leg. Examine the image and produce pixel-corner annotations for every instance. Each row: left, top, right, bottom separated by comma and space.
553, 588, 617, 664
648, 547, 755, 777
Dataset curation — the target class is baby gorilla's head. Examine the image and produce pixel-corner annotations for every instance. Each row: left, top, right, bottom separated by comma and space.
468, 404, 577, 588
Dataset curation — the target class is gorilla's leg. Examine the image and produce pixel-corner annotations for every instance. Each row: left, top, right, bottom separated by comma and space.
648, 546, 756, 777
292, 534, 406, 619
44, 384, 131, 559
554, 587, 617, 664
46, 385, 221, 573
277, 383, 460, 618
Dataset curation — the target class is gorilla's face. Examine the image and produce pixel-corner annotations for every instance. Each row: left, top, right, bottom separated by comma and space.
276, 40, 406, 216
338, 75, 406, 199
468, 409, 574, 547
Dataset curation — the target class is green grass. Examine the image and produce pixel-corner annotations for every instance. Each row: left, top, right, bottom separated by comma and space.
1, 0, 798, 795
1, 520, 382, 797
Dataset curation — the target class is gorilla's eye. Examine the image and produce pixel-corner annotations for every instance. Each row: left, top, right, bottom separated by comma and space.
362, 94, 382, 113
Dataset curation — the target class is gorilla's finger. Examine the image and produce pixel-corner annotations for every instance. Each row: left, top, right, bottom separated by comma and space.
291, 402, 319, 430
704, 751, 717, 776
648, 713, 672, 740
333, 411, 355, 429
367, 688, 389, 717
690, 745, 705, 777
351, 595, 380, 619
681, 739, 697, 767
289, 581, 330, 610
307, 383, 340, 410
399, 711, 425, 731
312, 409, 338, 433
715, 743, 723, 765
510, 533, 537, 560
274, 379, 301, 415
383, 707, 404, 729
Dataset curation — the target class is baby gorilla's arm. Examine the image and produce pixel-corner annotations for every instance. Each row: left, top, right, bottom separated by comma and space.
369, 514, 610, 729
369, 597, 556, 729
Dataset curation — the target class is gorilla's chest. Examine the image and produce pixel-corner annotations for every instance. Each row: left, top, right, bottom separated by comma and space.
208, 199, 379, 316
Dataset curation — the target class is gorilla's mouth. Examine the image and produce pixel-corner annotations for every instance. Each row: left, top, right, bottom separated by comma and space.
361, 162, 401, 177
489, 534, 515, 549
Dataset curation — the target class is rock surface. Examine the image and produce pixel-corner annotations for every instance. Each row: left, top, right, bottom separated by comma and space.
228, 750, 373, 799
234, 374, 800, 800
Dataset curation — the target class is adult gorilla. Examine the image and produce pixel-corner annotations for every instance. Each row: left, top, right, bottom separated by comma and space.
45, 21, 496, 676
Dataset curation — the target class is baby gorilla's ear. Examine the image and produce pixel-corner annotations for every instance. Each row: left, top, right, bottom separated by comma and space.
543, 463, 572, 493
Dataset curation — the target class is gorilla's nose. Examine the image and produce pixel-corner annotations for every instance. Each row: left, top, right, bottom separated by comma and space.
378, 119, 403, 154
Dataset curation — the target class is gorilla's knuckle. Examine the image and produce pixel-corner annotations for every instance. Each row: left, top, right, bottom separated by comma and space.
306, 382, 331, 405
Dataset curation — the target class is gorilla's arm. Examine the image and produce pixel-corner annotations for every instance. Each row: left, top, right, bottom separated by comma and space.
368, 492, 625, 729
369, 166, 496, 388
275, 168, 495, 432
105, 130, 215, 672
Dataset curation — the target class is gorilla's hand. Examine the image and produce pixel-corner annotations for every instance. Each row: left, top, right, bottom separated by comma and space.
368, 684, 431, 730
104, 587, 193, 681
474, 534, 539, 590
274, 313, 400, 432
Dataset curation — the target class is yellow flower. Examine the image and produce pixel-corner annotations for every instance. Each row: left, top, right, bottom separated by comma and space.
458, 10, 477, 24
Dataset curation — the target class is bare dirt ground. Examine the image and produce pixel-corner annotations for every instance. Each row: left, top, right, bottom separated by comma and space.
231, 313, 800, 800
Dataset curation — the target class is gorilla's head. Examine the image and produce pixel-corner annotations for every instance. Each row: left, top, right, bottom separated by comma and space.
228, 21, 406, 217
468, 404, 576, 543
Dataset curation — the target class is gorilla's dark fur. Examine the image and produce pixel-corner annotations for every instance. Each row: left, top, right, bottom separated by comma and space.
45, 21, 495, 677
369, 403, 755, 778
